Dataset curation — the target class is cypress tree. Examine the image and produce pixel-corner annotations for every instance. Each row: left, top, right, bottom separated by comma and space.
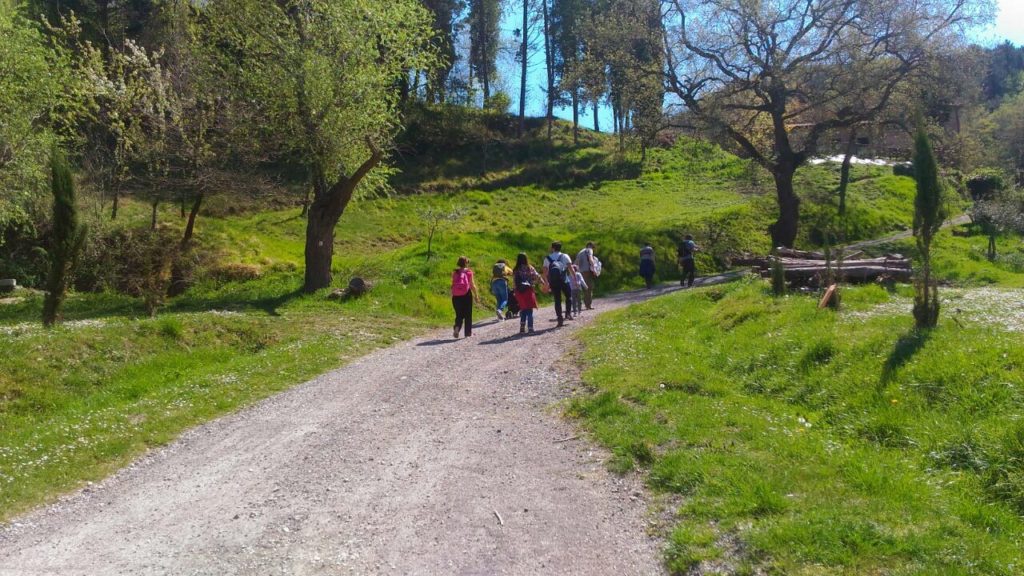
912, 125, 944, 329
42, 148, 87, 327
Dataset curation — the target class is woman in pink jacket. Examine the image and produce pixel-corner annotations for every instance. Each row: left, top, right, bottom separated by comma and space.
451, 256, 480, 338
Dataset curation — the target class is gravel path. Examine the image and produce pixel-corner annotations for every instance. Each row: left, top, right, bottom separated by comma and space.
843, 214, 971, 251
0, 281, 722, 576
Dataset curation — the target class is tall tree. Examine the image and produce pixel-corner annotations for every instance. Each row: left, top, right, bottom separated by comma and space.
42, 147, 87, 327
983, 41, 1024, 104
550, 0, 585, 143
987, 90, 1024, 184
468, 0, 501, 104
912, 125, 944, 329
541, 0, 555, 138
662, 0, 994, 248
198, 0, 437, 292
0, 5, 78, 239
517, 0, 529, 136
423, 0, 464, 103
578, 0, 664, 148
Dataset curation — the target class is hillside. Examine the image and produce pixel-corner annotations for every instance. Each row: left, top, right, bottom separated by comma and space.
3, 111, 1024, 573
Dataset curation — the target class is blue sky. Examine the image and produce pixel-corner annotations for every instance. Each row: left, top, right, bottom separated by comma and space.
980, 0, 1024, 45
496, 1, 1024, 128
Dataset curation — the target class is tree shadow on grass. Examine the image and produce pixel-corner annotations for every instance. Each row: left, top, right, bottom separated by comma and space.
880, 329, 932, 385
168, 287, 306, 317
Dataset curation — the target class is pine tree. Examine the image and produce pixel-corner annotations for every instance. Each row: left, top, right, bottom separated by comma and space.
468, 0, 501, 104
422, 0, 463, 103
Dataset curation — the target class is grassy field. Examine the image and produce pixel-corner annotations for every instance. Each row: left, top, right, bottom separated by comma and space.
0, 121, 999, 534
571, 267, 1024, 574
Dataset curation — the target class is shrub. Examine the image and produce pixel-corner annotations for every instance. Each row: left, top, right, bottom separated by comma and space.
483, 92, 511, 113
892, 162, 914, 178
209, 262, 262, 283
966, 169, 1007, 201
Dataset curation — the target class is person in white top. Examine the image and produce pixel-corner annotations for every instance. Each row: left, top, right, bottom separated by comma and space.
542, 241, 574, 326
639, 242, 656, 288
575, 241, 597, 310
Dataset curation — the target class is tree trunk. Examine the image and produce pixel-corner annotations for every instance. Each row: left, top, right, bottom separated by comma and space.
769, 166, 800, 248
838, 130, 856, 216
593, 101, 599, 132
300, 186, 311, 217
304, 195, 337, 292
480, 2, 490, 105
542, 0, 554, 140
111, 189, 119, 220
302, 149, 382, 293
151, 198, 159, 230
426, 225, 436, 261
168, 192, 204, 297
518, 0, 528, 138
571, 88, 579, 146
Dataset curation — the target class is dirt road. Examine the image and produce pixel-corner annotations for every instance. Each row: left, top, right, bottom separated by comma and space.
0, 282, 715, 575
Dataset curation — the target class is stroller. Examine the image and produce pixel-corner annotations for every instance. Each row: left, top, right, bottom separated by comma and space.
505, 289, 521, 318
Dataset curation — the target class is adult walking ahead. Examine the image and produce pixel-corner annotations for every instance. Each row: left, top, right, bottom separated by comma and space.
451, 256, 480, 338
575, 241, 597, 310
543, 241, 574, 327
677, 234, 699, 288
639, 242, 656, 289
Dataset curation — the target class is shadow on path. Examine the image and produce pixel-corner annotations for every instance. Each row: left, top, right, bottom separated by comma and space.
477, 326, 556, 345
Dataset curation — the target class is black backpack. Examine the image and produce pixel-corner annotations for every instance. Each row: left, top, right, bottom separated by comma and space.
546, 255, 565, 285
679, 241, 694, 259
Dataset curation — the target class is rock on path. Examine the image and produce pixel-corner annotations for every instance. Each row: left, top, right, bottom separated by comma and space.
0, 285, 701, 576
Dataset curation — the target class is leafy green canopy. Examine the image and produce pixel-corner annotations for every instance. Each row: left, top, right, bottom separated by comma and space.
0, 8, 73, 237
196, 0, 436, 190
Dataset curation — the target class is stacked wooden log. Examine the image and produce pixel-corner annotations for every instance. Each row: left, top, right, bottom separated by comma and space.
734, 247, 912, 286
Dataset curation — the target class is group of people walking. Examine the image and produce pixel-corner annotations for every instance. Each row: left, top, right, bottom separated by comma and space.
638, 235, 700, 289
449, 241, 600, 338
451, 237, 698, 338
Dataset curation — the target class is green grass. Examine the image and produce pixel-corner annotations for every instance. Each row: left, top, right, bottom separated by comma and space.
861, 224, 1024, 288
0, 296, 429, 519
571, 279, 1024, 574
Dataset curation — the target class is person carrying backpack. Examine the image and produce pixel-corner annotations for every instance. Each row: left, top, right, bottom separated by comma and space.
512, 252, 545, 334
575, 241, 598, 310
490, 258, 513, 321
677, 234, 699, 288
451, 256, 480, 338
542, 241, 574, 326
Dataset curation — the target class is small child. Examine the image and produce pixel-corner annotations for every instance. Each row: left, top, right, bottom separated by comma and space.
512, 252, 545, 334
490, 258, 513, 321
568, 263, 587, 316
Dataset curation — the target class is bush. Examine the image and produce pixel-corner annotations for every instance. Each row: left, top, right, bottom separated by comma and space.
484, 92, 511, 113
209, 262, 263, 283
893, 163, 914, 178
966, 169, 1008, 201
72, 226, 180, 314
